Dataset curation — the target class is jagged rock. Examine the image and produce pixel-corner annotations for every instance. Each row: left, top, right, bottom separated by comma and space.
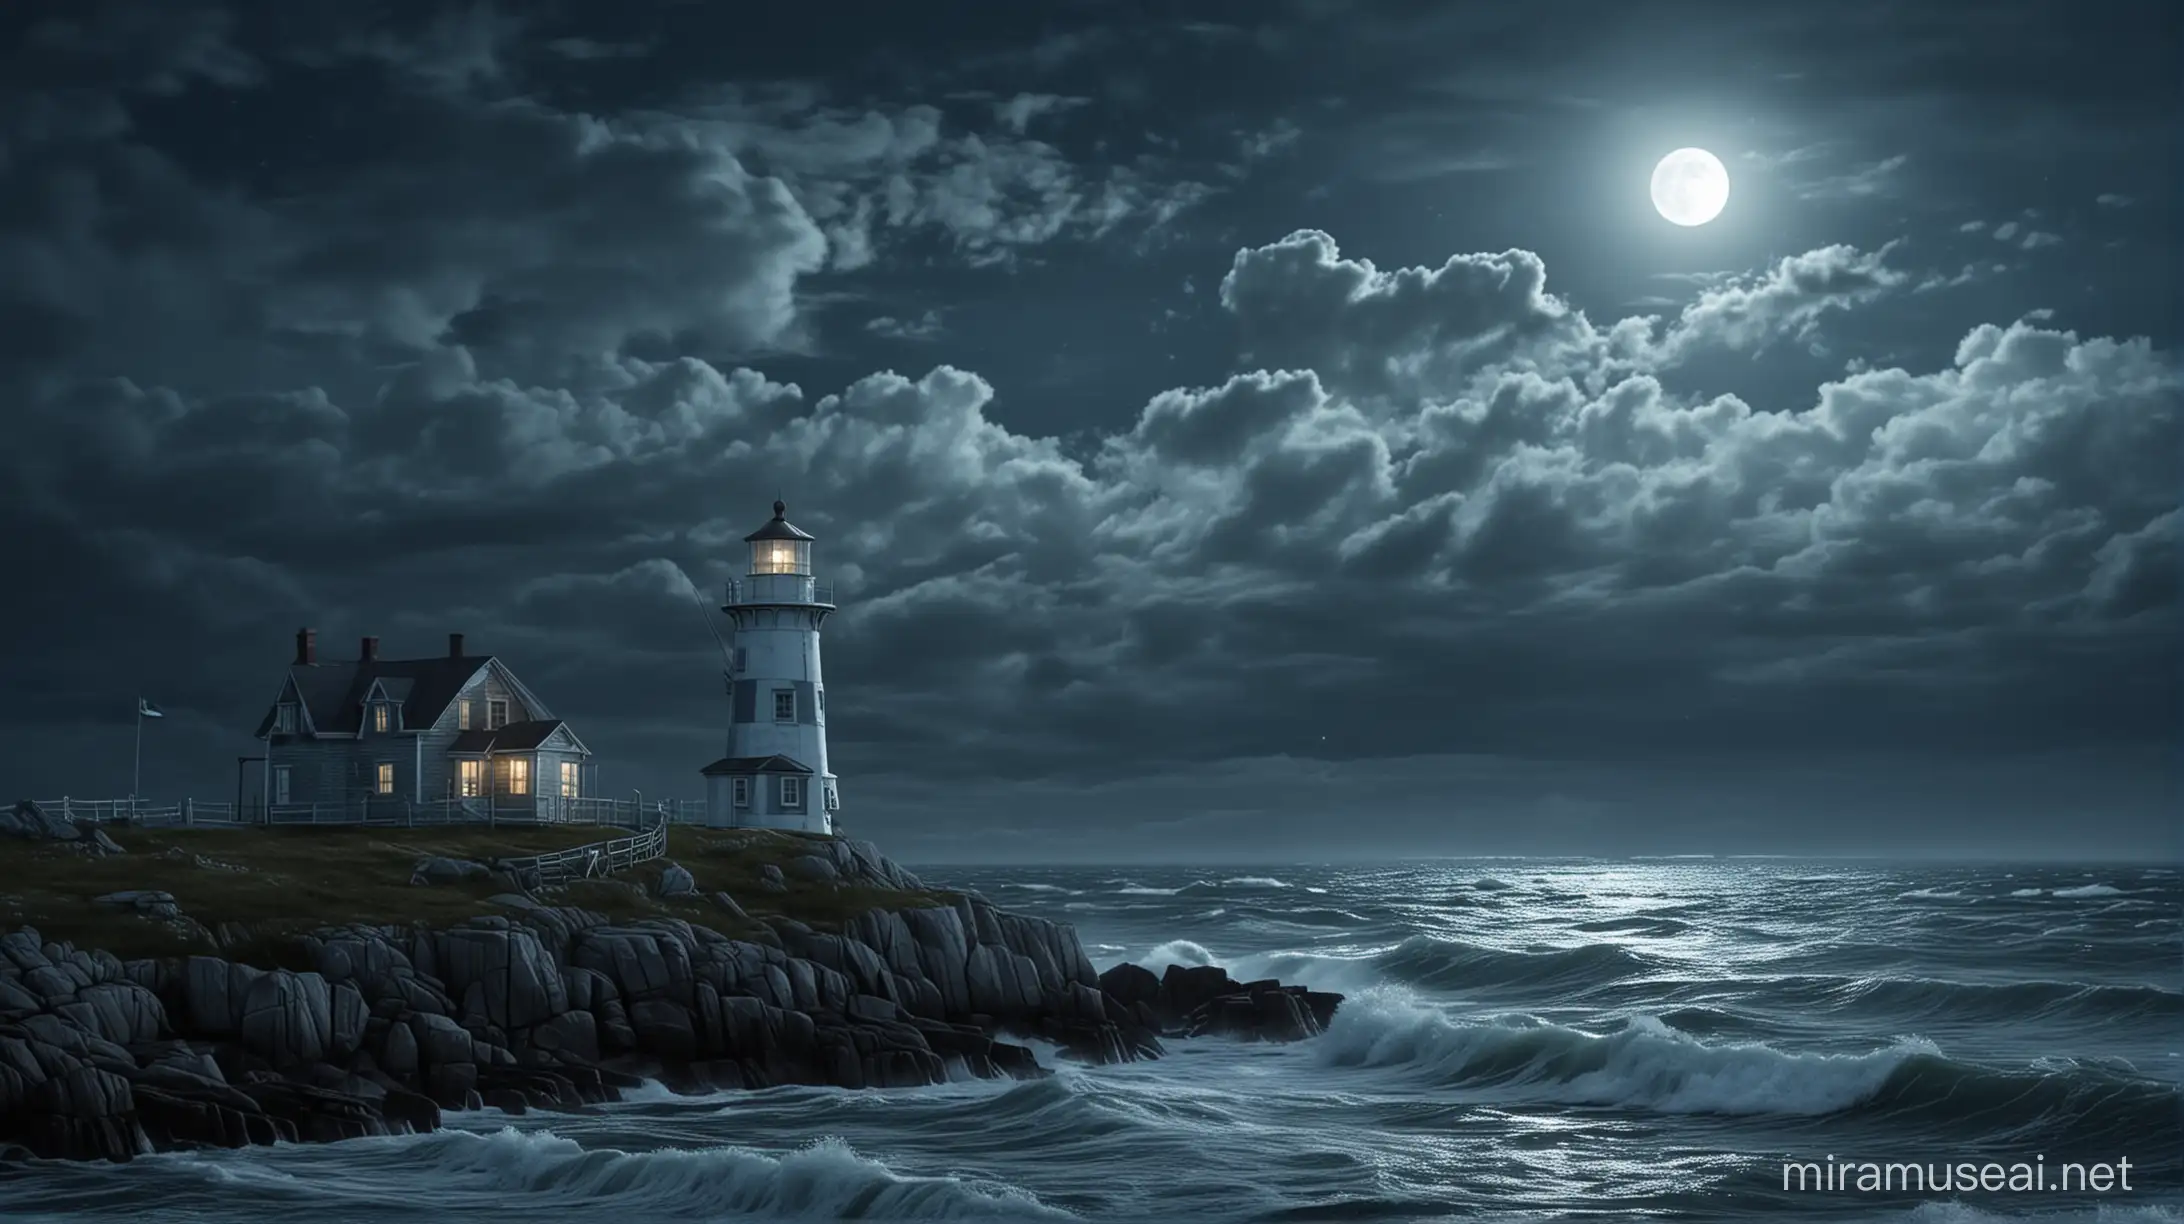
410, 857, 491, 887
526, 1010, 600, 1065
242, 1079, 388, 1143
1099, 962, 1161, 1010
237, 970, 334, 1068
93, 890, 179, 920
408, 1013, 475, 1067
1161, 964, 1239, 1020
379, 1018, 420, 1075
757, 864, 788, 893
58, 982, 165, 1046
0, 834, 1344, 1165
434, 924, 568, 1029
656, 863, 697, 898
3, 800, 83, 842
628, 999, 697, 1061
1096, 961, 1343, 1043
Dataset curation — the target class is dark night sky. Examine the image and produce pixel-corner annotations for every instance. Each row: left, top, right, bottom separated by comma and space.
1, 0, 2176, 862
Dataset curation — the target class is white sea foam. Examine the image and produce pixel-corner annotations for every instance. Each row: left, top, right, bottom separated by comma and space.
1135, 939, 1219, 969
2053, 884, 2124, 898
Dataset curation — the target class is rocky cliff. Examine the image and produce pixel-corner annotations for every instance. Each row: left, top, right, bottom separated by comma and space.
0, 819, 1340, 1162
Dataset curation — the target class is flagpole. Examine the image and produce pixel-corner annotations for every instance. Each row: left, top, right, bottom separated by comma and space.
133, 698, 144, 801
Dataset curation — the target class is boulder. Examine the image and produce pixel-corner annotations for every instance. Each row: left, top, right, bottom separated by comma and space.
434, 925, 568, 1029
526, 1010, 600, 1065
3, 800, 83, 842
58, 982, 166, 1046
410, 857, 491, 887
656, 863, 697, 898
236, 971, 334, 1067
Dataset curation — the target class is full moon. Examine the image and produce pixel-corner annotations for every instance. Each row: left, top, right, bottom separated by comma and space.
1651, 147, 1729, 227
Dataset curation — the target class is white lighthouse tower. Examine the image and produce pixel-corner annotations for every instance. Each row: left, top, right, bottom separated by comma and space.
699, 500, 840, 833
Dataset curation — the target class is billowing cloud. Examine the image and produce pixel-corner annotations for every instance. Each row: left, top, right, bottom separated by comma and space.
0, 0, 2172, 859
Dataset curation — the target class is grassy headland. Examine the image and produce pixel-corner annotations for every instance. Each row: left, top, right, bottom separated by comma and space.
0, 823, 954, 965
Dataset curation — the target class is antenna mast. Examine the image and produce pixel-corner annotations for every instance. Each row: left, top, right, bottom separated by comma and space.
681, 569, 734, 693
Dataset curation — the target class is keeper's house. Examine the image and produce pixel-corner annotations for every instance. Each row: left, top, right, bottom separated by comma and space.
254, 629, 597, 815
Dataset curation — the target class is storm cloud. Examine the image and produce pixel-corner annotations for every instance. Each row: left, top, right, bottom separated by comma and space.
0, 0, 2174, 860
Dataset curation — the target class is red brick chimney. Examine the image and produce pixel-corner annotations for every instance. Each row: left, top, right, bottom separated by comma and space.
448, 632, 465, 658
295, 627, 316, 665
360, 635, 379, 663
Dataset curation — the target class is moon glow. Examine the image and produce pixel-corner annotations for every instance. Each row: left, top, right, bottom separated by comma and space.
1651, 148, 1729, 227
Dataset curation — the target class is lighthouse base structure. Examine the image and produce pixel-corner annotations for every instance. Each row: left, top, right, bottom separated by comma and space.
700, 754, 835, 834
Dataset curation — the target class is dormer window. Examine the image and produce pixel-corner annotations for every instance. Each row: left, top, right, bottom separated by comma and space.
275, 703, 297, 733
372, 702, 390, 733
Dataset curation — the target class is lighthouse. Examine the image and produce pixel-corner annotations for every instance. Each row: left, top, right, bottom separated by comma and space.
699, 500, 840, 833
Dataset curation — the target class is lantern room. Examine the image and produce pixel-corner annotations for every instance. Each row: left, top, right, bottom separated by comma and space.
745, 500, 815, 575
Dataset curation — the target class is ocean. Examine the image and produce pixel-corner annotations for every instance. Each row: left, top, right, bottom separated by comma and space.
1, 860, 2177, 1222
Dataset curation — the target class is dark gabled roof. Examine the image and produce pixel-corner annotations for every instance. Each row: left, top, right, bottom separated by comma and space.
744, 500, 816, 542
254, 652, 520, 738
700, 754, 813, 776
446, 719, 570, 755
368, 676, 414, 704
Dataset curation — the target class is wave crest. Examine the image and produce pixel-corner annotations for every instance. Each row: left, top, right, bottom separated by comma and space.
396, 1127, 1074, 1220
1318, 991, 1922, 1115
1314, 991, 2182, 1138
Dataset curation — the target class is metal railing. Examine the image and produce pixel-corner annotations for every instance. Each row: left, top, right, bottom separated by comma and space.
28, 795, 705, 829
724, 578, 835, 605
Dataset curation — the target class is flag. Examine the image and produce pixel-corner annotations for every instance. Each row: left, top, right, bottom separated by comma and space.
138, 698, 164, 718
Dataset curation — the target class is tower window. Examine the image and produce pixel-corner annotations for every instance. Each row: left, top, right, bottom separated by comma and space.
732, 647, 747, 673
773, 689, 796, 721
781, 776, 803, 808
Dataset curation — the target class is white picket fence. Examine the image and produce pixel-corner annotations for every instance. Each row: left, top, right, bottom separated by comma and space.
29, 795, 707, 830
497, 816, 672, 886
